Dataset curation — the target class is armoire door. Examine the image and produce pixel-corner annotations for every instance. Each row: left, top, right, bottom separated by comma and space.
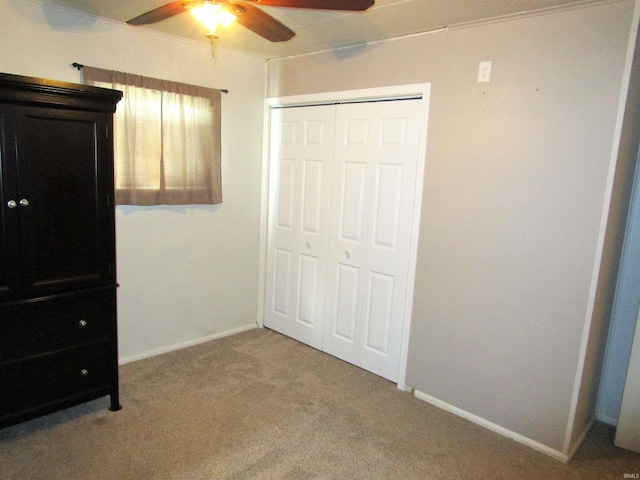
10, 106, 114, 299
0, 105, 21, 298
264, 98, 423, 382
264, 105, 336, 349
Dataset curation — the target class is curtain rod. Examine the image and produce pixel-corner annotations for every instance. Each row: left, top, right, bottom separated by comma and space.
72, 63, 229, 93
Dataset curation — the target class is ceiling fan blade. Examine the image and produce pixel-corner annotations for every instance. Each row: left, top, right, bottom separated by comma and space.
226, 1, 295, 42
243, 0, 373, 11
127, 1, 194, 25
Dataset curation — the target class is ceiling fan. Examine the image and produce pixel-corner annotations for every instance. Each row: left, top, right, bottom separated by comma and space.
126, 0, 375, 42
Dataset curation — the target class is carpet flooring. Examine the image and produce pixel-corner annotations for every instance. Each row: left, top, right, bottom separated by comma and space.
0, 328, 639, 479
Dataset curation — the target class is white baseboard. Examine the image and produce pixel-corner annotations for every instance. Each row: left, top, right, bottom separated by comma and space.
566, 415, 596, 460
412, 389, 570, 463
596, 412, 619, 426
118, 323, 258, 365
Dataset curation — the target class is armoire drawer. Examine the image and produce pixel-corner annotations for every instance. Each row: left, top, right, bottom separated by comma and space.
0, 343, 110, 413
0, 288, 115, 363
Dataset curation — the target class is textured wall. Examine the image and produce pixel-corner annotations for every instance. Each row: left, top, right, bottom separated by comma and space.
266, 0, 635, 455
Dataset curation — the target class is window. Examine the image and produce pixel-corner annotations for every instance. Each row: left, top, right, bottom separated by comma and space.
83, 67, 222, 205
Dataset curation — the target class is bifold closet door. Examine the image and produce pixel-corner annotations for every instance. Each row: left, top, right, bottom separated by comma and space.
265, 98, 422, 382
322, 99, 422, 382
264, 105, 335, 349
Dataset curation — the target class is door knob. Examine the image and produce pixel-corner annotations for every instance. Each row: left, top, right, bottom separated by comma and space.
19, 198, 29, 207
7, 200, 17, 209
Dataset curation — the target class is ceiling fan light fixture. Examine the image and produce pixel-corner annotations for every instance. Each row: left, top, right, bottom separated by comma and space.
126, 0, 374, 43
191, 2, 237, 35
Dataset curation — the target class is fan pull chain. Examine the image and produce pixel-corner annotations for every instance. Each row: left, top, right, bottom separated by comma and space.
207, 33, 218, 60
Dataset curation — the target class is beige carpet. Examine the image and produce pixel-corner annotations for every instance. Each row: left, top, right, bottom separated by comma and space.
0, 328, 638, 479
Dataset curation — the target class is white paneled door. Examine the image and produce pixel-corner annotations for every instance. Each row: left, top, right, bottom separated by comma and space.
323, 100, 422, 381
264, 98, 423, 382
264, 105, 335, 350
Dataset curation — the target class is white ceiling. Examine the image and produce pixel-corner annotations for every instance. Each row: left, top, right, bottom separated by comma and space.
38, 0, 596, 59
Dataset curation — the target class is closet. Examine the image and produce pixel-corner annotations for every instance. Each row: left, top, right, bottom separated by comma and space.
264, 97, 423, 382
0, 73, 122, 428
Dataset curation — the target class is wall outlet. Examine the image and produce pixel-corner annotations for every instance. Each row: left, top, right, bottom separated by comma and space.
478, 61, 492, 83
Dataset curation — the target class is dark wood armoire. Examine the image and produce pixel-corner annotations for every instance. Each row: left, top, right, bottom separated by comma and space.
0, 72, 122, 428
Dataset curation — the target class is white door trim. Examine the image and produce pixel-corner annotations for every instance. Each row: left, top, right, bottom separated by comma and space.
258, 83, 431, 391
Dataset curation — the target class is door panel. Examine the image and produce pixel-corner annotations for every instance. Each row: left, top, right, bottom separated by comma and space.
272, 248, 292, 316
373, 164, 403, 249
365, 271, 394, 355
264, 105, 335, 349
297, 254, 319, 326
302, 160, 324, 233
340, 162, 367, 242
332, 263, 359, 343
276, 159, 295, 229
323, 99, 422, 382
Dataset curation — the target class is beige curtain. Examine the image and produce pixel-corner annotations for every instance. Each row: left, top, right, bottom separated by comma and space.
83, 66, 222, 205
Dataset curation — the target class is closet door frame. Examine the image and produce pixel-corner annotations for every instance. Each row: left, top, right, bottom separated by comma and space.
258, 83, 431, 391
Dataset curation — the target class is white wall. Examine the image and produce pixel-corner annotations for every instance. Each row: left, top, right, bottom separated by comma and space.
266, 0, 636, 459
1, 0, 266, 362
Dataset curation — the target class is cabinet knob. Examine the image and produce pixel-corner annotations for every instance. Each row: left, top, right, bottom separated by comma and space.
7, 200, 17, 209
79, 319, 87, 327
80, 369, 89, 376
345, 250, 351, 259
305, 242, 311, 249
19, 198, 29, 207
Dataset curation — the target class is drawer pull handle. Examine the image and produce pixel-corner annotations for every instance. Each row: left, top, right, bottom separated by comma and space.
80, 369, 89, 376
79, 319, 88, 327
